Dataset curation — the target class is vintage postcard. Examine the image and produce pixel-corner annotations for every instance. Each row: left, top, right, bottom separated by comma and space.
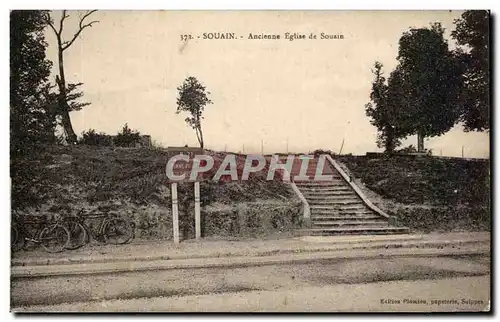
10, 10, 490, 313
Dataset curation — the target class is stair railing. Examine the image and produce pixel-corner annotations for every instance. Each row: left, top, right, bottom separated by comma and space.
279, 158, 311, 227
324, 155, 391, 219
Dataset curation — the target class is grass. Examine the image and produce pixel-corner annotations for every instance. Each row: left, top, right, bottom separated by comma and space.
11, 144, 300, 240
338, 155, 490, 207
337, 154, 490, 232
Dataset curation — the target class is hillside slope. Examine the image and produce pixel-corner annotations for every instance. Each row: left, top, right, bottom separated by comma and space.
337, 155, 490, 232
11, 145, 302, 240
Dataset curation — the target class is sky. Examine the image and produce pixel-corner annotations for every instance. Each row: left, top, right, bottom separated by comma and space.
45, 10, 490, 157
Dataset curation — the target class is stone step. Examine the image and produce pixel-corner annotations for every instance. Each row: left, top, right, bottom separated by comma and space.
312, 214, 379, 220
298, 181, 348, 185
312, 212, 373, 217
310, 204, 367, 210
301, 226, 411, 236
302, 186, 352, 191
303, 192, 354, 197
295, 181, 344, 187
294, 177, 341, 182
312, 220, 388, 227
311, 215, 383, 221
296, 178, 349, 187
302, 188, 353, 193
310, 206, 367, 211
306, 197, 361, 203
305, 194, 356, 199
308, 198, 361, 204
308, 199, 365, 209
308, 201, 363, 206
300, 186, 355, 195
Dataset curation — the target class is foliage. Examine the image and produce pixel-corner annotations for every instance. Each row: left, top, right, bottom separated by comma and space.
366, 23, 465, 151
79, 129, 113, 146
10, 10, 58, 210
59, 80, 91, 113
394, 23, 464, 142
10, 10, 56, 156
310, 149, 334, 156
176, 76, 213, 149
150, 140, 166, 152
396, 145, 417, 154
451, 10, 490, 131
114, 123, 142, 147
395, 145, 432, 155
365, 62, 403, 153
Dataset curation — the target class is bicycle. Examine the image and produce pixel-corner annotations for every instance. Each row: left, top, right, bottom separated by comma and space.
11, 213, 71, 253
63, 207, 135, 250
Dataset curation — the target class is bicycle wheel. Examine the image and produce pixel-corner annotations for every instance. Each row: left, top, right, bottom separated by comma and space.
39, 223, 71, 253
65, 220, 88, 250
11, 225, 24, 252
102, 217, 135, 245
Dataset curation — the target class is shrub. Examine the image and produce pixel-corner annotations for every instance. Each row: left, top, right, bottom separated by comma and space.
310, 149, 334, 156
79, 129, 113, 146
114, 123, 141, 147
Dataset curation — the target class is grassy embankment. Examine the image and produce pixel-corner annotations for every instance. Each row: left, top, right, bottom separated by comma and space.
11, 145, 302, 241
337, 155, 490, 233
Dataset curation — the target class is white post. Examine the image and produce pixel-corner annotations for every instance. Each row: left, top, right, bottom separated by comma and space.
194, 181, 201, 239
171, 182, 179, 244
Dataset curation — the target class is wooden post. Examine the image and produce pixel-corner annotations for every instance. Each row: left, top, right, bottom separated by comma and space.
171, 182, 179, 244
194, 181, 201, 239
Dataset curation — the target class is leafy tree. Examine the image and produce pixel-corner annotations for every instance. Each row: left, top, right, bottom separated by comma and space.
10, 10, 56, 156
114, 123, 141, 147
451, 10, 490, 131
10, 10, 57, 210
176, 76, 213, 149
395, 23, 464, 151
44, 10, 99, 144
365, 62, 402, 153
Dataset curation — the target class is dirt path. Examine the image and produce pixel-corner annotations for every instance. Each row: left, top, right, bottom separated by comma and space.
11, 232, 490, 266
12, 255, 490, 309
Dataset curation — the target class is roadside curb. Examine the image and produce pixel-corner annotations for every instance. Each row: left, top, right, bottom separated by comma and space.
11, 244, 490, 278
11, 238, 490, 267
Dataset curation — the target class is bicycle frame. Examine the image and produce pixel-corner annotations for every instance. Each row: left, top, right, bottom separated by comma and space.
15, 216, 48, 245
68, 210, 120, 241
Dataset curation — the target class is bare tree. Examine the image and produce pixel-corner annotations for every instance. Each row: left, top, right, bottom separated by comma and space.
45, 10, 99, 144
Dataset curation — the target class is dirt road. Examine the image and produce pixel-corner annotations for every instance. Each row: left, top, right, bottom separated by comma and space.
16, 276, 490, 312
12, 254, 490, 312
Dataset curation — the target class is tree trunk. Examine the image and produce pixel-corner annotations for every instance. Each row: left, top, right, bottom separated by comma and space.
385, 125, 395, 154
417, 129, 425, 152
198, 126, 204, 149
56, 41, 77, 144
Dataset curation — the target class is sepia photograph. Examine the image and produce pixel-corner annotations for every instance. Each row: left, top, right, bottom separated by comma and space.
9, 9, 491, 313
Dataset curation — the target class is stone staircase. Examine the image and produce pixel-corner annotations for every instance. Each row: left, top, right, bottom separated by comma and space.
293, 157, 409, 236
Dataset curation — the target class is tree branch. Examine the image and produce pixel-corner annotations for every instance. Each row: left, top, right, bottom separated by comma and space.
44, 12, 60, 37
47, 19, 59, 37
61, 10, 99, 51
59, 10, 69, 36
